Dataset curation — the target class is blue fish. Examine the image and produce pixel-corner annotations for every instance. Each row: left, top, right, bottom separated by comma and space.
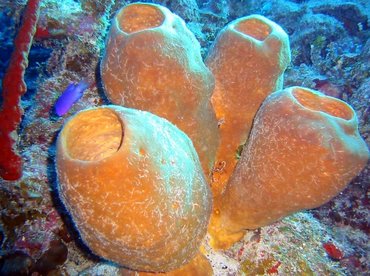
54, 80, 89, 116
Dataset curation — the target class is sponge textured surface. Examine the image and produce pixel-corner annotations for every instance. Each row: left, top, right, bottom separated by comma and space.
101, 3, 219, 178
209, 87, 369, 249
206, 14, 291, 196
56, 105, 212, 272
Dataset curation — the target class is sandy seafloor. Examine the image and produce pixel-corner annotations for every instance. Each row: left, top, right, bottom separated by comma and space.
0, 0, 369, 275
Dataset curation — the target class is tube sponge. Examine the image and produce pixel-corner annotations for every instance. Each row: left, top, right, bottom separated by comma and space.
206, 15, 291, 196
209, 87, 369, 249
100, 3, 219, 178
56, 105, 212, 272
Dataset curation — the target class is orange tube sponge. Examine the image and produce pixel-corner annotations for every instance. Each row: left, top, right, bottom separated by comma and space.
206, 15, 291, 196
100, 3, 219, 178
209, 87, 369, 249
56, 105, 212, 272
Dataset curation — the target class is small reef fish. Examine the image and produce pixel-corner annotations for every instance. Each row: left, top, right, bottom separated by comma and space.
54, 80, 89, 116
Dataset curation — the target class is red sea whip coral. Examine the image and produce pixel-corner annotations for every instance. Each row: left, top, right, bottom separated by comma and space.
0, 0, 41, 180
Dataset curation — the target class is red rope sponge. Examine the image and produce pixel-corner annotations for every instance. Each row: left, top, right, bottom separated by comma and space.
0, 0, 41, 180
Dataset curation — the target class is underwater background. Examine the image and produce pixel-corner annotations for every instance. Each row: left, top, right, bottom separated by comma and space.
0, 0, 369, 275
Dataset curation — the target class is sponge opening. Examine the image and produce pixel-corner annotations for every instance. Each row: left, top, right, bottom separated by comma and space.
118, 4, 164, 34
292, 88, 353, 120
63, 108, 123, 161
235, 18, 272, 41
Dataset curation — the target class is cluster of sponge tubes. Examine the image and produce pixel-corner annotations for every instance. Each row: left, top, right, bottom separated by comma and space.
56, 2, 369, 275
